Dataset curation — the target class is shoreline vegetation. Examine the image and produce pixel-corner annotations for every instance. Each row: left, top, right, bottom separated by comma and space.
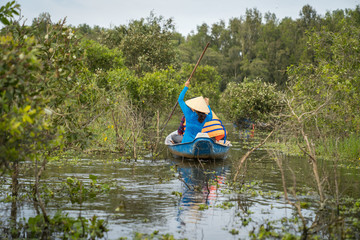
1, 1, 359, 239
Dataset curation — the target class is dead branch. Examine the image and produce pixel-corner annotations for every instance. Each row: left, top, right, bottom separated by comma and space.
178, 174, 193, 191
233, 129, 275, 182
286, 96, 325, 203
272, 151, 308, 237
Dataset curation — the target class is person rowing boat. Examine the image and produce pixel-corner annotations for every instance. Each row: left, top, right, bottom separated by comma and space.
177, 79, 213, 143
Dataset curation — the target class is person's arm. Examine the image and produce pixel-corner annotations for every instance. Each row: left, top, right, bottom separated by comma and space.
178, 80, 192, 115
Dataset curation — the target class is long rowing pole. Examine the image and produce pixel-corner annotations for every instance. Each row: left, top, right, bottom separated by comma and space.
160, 42, 210, 135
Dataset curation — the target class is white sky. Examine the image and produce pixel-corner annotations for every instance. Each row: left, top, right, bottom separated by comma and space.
13, 0, 360, 35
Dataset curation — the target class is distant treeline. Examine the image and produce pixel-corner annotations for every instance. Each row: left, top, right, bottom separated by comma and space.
74, 5, 360, 89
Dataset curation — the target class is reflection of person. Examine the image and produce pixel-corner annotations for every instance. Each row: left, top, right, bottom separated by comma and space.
178, 79, 212, 143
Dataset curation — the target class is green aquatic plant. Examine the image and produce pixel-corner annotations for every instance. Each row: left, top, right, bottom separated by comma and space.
133, 231, 180, 240
241, 217, 252, 227
62, 175, 110, 204
249, 221, 279, 239
215, 201, 235, 209
299, 201, 311, 209
171, 191, 182, 198
198, 204, 209, 211
18, 211, 108, 239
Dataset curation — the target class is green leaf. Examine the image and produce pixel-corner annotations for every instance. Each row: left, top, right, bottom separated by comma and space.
24, 105, 31, 112
1, 18, 10, 25
89, 174, 98, 181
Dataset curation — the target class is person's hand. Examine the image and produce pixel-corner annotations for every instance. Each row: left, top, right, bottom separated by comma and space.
205, 97, 209, 105
185, 79, 190, 87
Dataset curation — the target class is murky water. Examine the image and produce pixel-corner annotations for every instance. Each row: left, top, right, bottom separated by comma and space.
1, 123, 359, 239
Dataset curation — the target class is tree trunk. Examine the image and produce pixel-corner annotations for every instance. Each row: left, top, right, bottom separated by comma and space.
10, 162, 20, 239
11, 162, 19, 223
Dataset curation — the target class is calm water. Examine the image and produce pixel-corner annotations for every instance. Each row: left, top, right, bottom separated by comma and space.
1, 123, 359, 239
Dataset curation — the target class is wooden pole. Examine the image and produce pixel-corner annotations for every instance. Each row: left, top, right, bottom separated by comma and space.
160, 42, 210, 135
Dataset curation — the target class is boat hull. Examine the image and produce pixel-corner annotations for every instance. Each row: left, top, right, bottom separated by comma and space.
165, 132, 230, 159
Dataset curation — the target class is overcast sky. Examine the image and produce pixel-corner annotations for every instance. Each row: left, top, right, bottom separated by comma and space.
14, 0, 360, 35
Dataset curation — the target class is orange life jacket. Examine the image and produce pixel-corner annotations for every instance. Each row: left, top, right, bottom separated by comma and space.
184, 112, 227, 141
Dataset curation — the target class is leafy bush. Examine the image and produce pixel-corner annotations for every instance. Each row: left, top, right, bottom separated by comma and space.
135, 67, 181, 115
287, 23, 360, 136
220, 78, 282, 126
117, 12, 177, 75
0, 33, 63, 168
82, 39, 125, 73
25, 211, 108, 239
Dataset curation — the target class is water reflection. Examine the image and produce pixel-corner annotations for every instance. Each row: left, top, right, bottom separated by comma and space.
170, 159, 230, 231
238, 125, 255, 140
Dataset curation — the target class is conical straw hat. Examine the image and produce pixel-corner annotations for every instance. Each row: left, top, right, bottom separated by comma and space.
185, 96, 210, 114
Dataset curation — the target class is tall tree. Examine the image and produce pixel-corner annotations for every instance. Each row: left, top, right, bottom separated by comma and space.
119, 12, 176, 75
242, 8, 262, 60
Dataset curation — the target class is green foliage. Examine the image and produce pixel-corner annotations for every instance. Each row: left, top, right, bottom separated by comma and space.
198, 204, 208, 211
21, 17, 97, 148
62, 175, 110, 204
178, 7, 294, 86
215, 201, 235, 209
177, 5, 360, 89
0, 34, 41, 106
105, 66, 181, 123
338, 197, 360, 239
180, 64, 222, 107
287, 18, 360, 138
0, 33, 63, 169
171, 191, 182, 198
249, 221, 279, 239
2, 3, 360, 239
0, 0, 19, 25
82, 39, 125, 72
316, 133, 360, 163
105, 67, 137, 91
26, 211, 108, 239
133, 67, 181, 116
110, 12, 177, 75
299, 201, 310, 209
220, 78, 282, 125
34, 23, 85, 91
104, 63, 224, 128
133, 231, 178, 240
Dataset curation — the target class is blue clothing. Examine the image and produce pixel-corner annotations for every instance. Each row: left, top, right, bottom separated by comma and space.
178, 86, 212, 143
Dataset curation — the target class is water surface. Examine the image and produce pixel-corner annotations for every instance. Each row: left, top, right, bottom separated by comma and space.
1, 124, 359, 239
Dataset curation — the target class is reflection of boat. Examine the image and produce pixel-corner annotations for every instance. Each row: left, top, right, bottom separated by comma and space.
172, 159, 229, 229
165, 131, 231, 159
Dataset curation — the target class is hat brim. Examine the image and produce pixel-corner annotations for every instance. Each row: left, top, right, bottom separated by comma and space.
185, 97, 210, 114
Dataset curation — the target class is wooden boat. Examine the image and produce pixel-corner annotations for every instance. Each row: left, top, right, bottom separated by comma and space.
165, 131, 231, 159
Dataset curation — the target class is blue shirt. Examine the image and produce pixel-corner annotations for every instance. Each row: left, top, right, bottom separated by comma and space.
178, 86, 212, 143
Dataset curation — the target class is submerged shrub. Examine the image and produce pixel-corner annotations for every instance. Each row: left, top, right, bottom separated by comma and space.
220, 78, 282, 127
